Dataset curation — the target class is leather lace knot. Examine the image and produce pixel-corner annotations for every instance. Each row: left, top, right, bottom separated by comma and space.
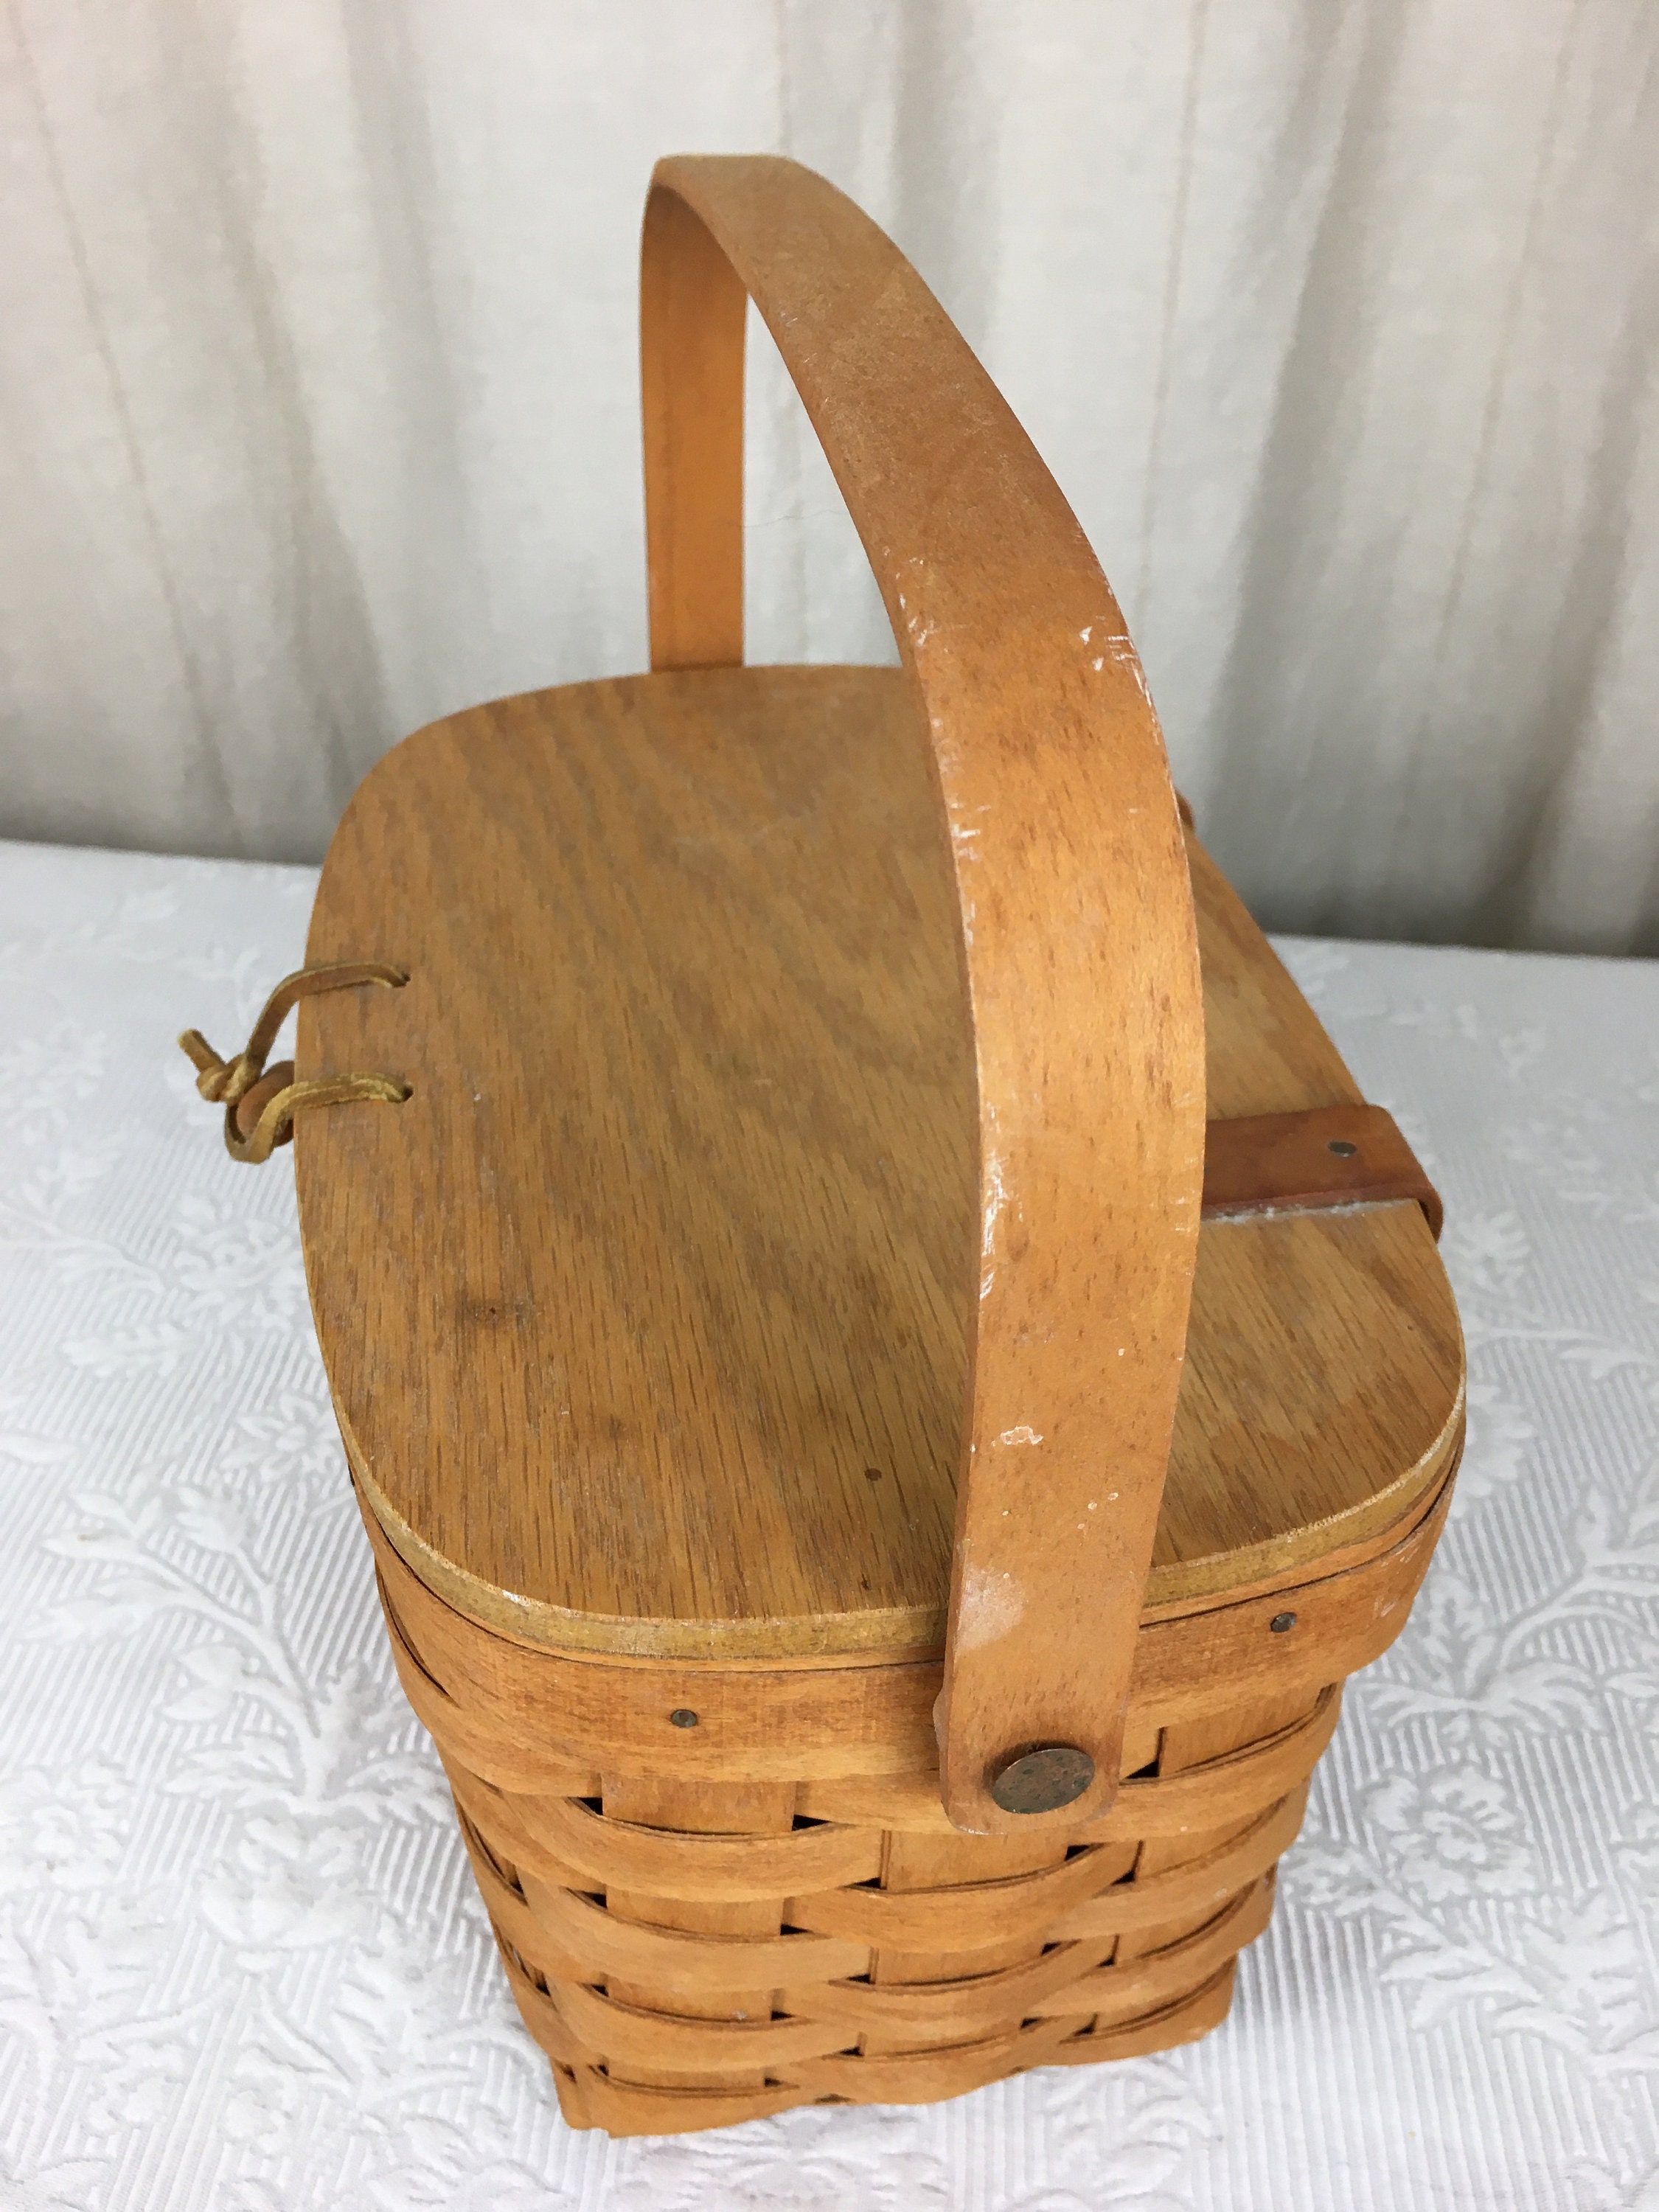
178, 961, 409, 1164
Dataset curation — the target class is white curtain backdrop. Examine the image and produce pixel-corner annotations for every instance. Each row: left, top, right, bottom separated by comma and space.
4, 0, 1656, 952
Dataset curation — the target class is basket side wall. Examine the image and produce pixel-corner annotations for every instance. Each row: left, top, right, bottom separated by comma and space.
350, 1493, 1451, 2135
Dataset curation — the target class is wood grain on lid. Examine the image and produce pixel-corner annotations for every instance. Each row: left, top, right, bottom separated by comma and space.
298, 666, 1462, 1666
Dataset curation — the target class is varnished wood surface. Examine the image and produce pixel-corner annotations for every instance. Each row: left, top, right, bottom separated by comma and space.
300, 664, 1463, 1660
639, 155, 1206, 1829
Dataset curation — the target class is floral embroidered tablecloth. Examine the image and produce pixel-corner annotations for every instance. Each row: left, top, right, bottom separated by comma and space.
1, 838, 1655, 2211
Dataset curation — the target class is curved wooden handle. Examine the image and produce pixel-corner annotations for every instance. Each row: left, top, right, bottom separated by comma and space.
641, 155, 1205, 1834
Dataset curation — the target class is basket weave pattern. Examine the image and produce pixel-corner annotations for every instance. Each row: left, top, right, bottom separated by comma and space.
363, 1503, 1340, 2137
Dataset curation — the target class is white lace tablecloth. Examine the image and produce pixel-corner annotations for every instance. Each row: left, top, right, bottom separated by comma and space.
1, 838, 1655, 2212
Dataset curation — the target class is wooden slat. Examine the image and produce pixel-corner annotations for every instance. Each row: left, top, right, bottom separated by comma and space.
641, 153, 1205, 1831
358, 1470, 1452, 1786
600, 1775, 797, 2090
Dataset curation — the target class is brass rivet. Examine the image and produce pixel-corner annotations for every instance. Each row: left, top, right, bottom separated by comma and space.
1270, 1612, 1296, 1633
989, 1745, 1095, 1815
1327, 1138, 1358, 1157
669, 1708, 699, 1728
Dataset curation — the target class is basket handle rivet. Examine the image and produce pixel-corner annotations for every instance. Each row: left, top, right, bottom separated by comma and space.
669, 1708, 700, 1728
1270, 1613, 1298, 1633
988, 1745, 1095, 1815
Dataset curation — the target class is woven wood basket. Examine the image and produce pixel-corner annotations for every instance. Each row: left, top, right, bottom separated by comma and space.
183, 156, 1464, 2138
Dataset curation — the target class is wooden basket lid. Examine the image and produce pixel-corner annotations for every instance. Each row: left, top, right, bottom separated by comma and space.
296, 667, 1461, 1712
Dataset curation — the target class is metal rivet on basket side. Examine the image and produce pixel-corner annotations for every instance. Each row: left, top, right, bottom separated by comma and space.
989, 1745, 1095, 1815
1327, 1138, 1358, 1157
1270, 1613, 1297, 1633
669, 1708, 699, 1728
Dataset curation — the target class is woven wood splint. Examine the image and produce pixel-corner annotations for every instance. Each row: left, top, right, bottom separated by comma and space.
184, 155, 1464, 2136
363, 1483, 1450, 2135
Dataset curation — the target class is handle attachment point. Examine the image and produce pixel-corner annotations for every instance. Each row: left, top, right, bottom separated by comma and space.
989, 1745, 1098, 1816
